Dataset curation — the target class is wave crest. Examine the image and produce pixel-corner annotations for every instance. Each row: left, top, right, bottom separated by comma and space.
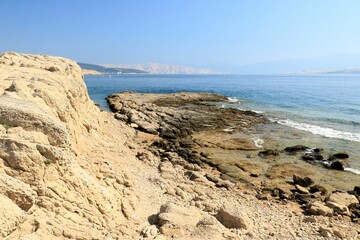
274, 119, 360, 142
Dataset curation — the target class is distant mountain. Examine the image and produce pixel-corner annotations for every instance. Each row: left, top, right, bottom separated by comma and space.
102, 63, 219, 74
285, 67, 360, 74
212, 54, 360, 74
78, 63, 147, 74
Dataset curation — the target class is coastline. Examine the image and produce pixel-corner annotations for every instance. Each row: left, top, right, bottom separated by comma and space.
0, 53, 359, 239
106, 91, 360, 220
106, 91, 360, 190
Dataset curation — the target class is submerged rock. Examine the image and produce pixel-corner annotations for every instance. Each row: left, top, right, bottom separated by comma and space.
302, 153, 324, 161
354, 186, 360, 196
284, 145, 309, 153
330, 160, 349, 171
329, 152, 349, 160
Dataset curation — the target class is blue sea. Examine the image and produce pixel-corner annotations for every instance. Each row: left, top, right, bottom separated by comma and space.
85, 74, 360, 173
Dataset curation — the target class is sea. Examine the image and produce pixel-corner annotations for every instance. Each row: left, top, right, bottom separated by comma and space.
84, 74, 360, 175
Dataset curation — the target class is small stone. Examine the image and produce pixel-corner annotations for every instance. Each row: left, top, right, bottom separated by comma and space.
256, 193, 272, 201
295, 185, 310, 194
216, 180, 235, 189
205, 173, 221, 183
141, 225, 158, 238
186, 171, 207, 182
319, 226, 332, 238
160, 226, 184, 237
130, 123, 139, 128
313, 148, 323, 153
284, 145, 309, 153
258, 149, 280, 158
333, 229, 344, 239
310, 185, 328, 195
303, 216, 316, 223
197, 216, 217, 226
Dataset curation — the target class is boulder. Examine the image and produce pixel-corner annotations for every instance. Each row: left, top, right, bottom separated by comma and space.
326, 192, 358, 208
157, 202, 224, 238
330, 160, 349, 171
329, 152, 349, 160
349, 203, 360, 222
307, 201, 333, 216
354, 186, 360, 196
216, 201, 252, 230
293, 174, 314, 187
325, 202, 351, 216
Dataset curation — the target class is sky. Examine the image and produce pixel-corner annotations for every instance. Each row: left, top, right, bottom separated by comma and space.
1, 0, 360, 73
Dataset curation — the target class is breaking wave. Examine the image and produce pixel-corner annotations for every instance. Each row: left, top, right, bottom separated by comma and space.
273, 119, 360, 142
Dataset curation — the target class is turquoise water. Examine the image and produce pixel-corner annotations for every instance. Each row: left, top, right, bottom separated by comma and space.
85, 74, 360, 171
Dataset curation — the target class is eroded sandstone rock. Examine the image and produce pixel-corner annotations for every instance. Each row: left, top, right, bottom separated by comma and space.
0, 52, 138, 239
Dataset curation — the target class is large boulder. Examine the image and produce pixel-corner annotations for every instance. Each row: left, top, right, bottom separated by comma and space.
325, 192, 359, 216
157, 202, 230, 239
215, 201, 253, 230
326, 192, 358, 207
306, 201, 333, 216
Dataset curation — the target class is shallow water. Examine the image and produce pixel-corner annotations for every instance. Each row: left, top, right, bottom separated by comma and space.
85, 74, 360, 172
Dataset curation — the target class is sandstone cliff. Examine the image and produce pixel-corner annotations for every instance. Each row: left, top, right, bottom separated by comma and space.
0, 52, 139, 239
0, 53, 358, 240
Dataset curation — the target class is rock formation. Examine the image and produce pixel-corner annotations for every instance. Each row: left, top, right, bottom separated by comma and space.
0, 52, 359, 239
0, 52, 139, 239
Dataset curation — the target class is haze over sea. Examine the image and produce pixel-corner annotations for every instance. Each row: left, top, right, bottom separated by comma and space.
85, 73, 360, 173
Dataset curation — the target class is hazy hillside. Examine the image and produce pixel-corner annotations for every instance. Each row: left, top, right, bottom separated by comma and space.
286, 67, 360, 74
102, 63, 219, 74
78, 63, 147, 74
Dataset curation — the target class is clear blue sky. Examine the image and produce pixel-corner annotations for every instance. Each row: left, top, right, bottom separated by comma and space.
1, 0, 360, 72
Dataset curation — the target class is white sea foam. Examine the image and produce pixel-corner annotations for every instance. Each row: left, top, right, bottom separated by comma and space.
252, 110, 264, 114
227, 97, 240, 103
275, 119, 360, 142
237, 108, 264, 114
344, 167, 360, 175
252, 137, 264, 148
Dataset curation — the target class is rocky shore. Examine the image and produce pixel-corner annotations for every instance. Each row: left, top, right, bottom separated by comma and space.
107, 91, 360, 238
0, 52, 359, 239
